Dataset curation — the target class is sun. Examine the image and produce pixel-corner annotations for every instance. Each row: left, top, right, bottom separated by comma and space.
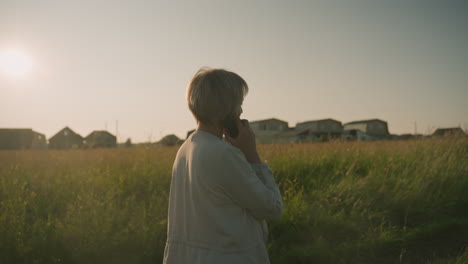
0, 49, 33, 79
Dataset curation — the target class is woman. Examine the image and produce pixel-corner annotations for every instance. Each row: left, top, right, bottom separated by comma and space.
163, 68, 283, 264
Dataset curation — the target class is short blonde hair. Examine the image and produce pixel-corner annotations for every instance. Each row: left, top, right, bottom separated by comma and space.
187, 67, 248, 125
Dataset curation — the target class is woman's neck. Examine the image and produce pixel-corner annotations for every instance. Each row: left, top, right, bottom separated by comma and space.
197, 122, 223, 139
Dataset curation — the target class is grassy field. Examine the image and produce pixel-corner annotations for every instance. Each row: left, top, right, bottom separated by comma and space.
0, 138, 467, 264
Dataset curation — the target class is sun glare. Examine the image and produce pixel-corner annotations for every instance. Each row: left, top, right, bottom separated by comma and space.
0, 49, 33, 79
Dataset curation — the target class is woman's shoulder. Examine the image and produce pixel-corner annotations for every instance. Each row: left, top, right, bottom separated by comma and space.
182, 131, 245, 166
205, 138, 243, 162
188, 131, 240, 153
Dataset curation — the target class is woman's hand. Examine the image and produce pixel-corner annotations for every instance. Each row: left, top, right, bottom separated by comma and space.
224, 119, 262, 164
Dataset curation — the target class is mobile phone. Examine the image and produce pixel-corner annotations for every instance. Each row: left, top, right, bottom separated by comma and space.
220, 114, 239, 138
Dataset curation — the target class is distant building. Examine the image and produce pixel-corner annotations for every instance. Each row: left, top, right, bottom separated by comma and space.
273, 128, 310, 143
250, 118, 289, 144
295, 118, 343, 138
158, 134, 183, 146
49, 127, 84, 149
272, 118, 342, 143
342, 129, 377, 141
432, 127, 466, 137
343, 119, 390, 139
84, 131, 117, 148
0, 128, 47, 150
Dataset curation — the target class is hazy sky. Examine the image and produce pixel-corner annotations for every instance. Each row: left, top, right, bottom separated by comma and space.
1, 0, 467, 142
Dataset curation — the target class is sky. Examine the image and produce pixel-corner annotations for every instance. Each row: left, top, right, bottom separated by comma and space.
0, 0, 467, 143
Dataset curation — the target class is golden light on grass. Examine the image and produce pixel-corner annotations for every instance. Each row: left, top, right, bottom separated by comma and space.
0, 49, 33, 79
0, 139, 466, 263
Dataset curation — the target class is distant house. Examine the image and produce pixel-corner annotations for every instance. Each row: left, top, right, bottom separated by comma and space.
158, 134, 183, 146
272, 118, 342, 143
295, 118, 343, 138
343, 119, 390, 139
432, 127, 466, 137
84, 131, 116, 148
49, 127, 83, 149
0, 128, 47, 150
342, 129, 377, 141
250, 118, 289, 144
273, 128, 310, 143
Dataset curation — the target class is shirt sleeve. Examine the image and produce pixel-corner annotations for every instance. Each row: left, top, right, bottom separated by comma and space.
218, 146, 283, 220
250, 163, 270, 185
250, 163, 272, 243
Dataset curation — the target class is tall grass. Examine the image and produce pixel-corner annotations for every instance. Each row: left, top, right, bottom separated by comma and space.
0, 139, 467, 263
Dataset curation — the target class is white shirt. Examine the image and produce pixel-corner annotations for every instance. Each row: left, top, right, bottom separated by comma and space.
163, 130, 283, 264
